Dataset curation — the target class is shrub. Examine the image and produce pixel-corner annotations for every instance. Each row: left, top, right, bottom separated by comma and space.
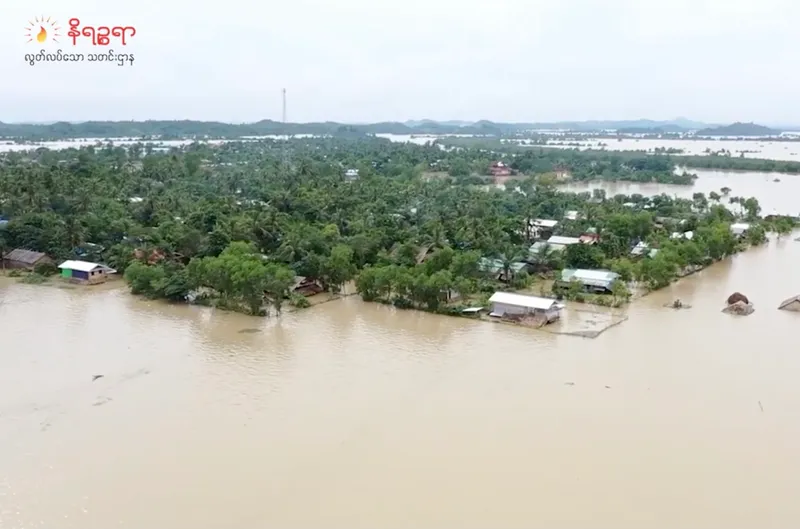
34, 261, 58, 276
290, 293, 310, 308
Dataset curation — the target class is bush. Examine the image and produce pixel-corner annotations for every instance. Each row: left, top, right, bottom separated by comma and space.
21, 273, 47, 284
290, 293, 310, 308
34, 261, 58, 276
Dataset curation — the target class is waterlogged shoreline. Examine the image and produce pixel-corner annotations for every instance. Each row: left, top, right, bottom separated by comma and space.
1, 236, 774, 340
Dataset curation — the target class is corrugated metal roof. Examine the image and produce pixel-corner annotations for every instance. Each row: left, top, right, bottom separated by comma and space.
531, 219, 559, 228
561, 269, 619, 288
530, 241, 566, 254
58, 260, 114, 273
489, 292, 559, 310
3, 248, 47, 264
547, 235, 581, 246
479, 258, 527, 274
631, 241, 649, 255
778, 295, 800, 310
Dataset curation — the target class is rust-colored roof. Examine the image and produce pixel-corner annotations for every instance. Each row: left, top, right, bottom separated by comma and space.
3, 248, 48, 265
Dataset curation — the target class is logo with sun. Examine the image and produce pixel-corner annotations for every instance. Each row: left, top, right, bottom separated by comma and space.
25, 16, 62, 44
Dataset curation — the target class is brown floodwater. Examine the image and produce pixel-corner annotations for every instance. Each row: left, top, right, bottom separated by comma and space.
2, 234, 800, 529
559, 169, 800, 217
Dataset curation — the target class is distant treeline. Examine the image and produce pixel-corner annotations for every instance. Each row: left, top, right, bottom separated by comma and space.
674, 155, 800, 173
0, 118, 724, 141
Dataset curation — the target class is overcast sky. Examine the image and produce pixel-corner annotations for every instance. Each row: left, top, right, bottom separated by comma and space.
1, 0, 798, 124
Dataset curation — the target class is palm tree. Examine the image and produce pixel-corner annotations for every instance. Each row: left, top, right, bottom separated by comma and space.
529, 243, 558, 272
496, 243, 526, 282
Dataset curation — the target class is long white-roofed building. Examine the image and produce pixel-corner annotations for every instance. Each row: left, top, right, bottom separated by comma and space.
488, 292, 564, 323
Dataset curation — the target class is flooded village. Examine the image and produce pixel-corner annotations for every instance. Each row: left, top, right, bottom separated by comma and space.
3, 132, 800, 529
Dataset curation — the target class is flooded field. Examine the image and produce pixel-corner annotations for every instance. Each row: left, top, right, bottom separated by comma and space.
518, 137, 800, 162
559, 168, 800, 216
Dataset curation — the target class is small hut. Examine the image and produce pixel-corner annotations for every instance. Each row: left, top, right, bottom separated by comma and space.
778, 295, 800, 312
1, 249, 52, 270
291, 276, 324, 297
58, 260, 116, 285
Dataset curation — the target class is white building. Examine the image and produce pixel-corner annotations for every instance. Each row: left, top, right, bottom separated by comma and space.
730, 223, 750, 236
670, 231, 694, 240
560, 269, 619, 293
546, 235, 581, 249
488, 292, 564, 322
528, 218, 559, 239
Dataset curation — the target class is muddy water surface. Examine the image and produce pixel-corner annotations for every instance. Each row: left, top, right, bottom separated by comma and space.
559, 169, 800, 216
2, 235, 800, 529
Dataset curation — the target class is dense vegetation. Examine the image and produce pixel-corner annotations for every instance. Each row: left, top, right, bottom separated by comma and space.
0, 137, 792, 316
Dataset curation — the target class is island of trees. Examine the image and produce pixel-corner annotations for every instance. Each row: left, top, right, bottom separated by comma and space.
0, 136, 794, 318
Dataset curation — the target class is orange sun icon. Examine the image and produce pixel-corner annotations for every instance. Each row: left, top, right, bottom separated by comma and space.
25, 15, 61, 44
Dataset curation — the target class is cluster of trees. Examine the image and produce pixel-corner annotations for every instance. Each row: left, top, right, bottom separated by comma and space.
0, 136, 790, 316
125, 242, 297, 315
442, 140, 697, 184
674, 155, 800, 174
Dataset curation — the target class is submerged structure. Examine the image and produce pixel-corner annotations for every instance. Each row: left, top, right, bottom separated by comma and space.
778, 295, 800, 312
488, 292, 564, 323
58, 260, 116, 285
1, 249, 51, 270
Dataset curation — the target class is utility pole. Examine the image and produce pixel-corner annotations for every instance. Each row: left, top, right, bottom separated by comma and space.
281, 88, 288, 173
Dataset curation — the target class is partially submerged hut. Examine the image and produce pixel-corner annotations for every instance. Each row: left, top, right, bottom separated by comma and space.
778, 295, 800, 312
723, 292, 754, 316
488, 292, 564, 323
292, 276, 324, 297
1, 249, 52, 270
58, 260, 116, 285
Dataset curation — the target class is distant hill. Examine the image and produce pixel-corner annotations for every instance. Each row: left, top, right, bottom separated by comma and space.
537, 118, 710, 132
0, 117, 716, 140
697, 122, 779, 136
614, 125, 693, 134
404, 119, 474, 128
